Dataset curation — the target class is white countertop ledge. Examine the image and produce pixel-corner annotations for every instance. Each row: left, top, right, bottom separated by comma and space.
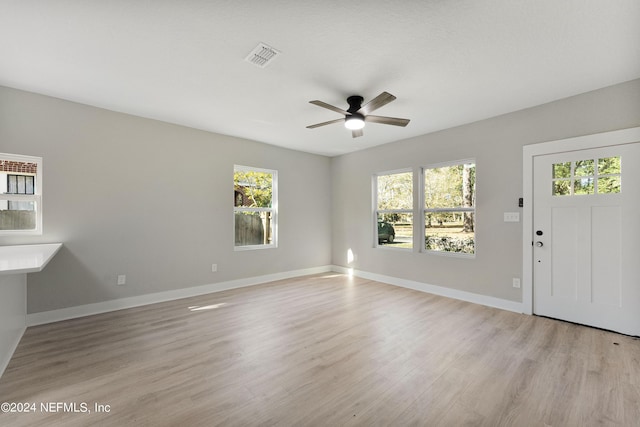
0, 243, 63, 275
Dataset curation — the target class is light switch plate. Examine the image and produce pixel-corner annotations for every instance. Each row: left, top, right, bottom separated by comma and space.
504, 212, 520, 222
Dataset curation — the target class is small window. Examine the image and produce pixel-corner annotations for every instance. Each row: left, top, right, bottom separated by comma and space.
234, 165, 277, 250
374, 170, 413, 249
552, 156, 621, 196
0, 153, 42, 235
423, 161, 475, 255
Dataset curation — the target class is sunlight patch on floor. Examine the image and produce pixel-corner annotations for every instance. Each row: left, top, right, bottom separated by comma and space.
188, 303, 228, 312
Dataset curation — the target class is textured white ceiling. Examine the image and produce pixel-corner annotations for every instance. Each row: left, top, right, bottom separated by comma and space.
1, 1, 639, 156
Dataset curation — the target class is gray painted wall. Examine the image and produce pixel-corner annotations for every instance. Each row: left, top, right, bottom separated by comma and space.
1, 79, 638, 314
0, 86, 332, 313
330, 79, 640, 302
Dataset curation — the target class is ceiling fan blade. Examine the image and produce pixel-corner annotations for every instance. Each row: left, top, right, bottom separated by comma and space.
306, 118, 344, 129
358, 92, 396, 115
365, 115, 410, 127
352, 129, 364, 138
309, 100, 349, 115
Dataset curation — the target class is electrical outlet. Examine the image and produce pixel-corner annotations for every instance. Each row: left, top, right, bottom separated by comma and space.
117, 275, 126, 285
211, 264, 218, 273
512, 278, 521, 288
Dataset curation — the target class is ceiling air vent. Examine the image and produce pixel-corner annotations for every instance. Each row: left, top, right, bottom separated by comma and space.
244, 42, 281, 68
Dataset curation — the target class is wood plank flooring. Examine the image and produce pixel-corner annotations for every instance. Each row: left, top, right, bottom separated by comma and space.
0, 273, 638, 426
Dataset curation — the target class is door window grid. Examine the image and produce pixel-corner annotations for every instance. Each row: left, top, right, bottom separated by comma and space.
552, 156, 621, 196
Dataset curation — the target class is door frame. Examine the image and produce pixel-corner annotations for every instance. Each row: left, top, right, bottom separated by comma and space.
522, 126, 640, 315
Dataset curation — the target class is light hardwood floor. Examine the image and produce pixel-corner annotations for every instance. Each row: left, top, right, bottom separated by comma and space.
0, 273, 639, 426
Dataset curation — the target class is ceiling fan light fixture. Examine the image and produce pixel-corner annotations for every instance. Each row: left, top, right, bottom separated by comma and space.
344, 114, 365, 130
307, 92, 409, 139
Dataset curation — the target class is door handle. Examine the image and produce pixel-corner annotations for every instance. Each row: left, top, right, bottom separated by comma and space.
536, 241, 543, 247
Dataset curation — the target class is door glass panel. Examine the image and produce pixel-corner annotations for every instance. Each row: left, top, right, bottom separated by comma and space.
553, 180, 571, 196
553, 162, 571, 179
597, 177, 621, 194
574, 159, 594, 177
574, 178, 594, 195
598, 156, 621, 175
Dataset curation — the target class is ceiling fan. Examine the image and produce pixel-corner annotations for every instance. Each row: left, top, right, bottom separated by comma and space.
306, 91, 410, 138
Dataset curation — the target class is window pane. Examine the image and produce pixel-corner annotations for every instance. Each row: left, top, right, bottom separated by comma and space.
597, 177, 621, 194
377, 212, 412, 249
424, 163, 475, 209
0, 155, 41, 235
235, 211, 274, 246
7, 175, 18, 193
0, 202, 36, 230
425, 212, 475, 254
574, 178, 594, 195
233, 171, 272, 208
552, 180, 571, 196
16, 175, 26, 193
25, 176, 35, 194
598, 156, 621, 175
574, 159, 594, 177
377, 172, 412, 210
553, 162, 571, 179
233, 166, 277, 249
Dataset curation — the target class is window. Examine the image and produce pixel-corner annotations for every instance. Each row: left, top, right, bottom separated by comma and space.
0, 153, 42, 235
234, 165, 277, 249
374, 170, 413, 249
423, 161, 475, 255
552, 156, 621, 196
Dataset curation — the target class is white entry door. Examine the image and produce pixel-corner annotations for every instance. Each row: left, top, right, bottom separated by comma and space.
533, 142, 640, 336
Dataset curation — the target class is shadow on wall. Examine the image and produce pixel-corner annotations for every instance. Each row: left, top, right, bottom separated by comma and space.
26, 245, 126, 314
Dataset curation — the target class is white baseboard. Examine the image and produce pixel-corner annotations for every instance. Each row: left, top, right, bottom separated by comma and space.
26, 264, 524, 327
27, 265, 333, 326
332, 266, 525, 314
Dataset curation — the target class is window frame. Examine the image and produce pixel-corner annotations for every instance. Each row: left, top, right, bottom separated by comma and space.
372, 168, 414, 250
422, 159, 476, 258
0, 153, 43, 236
233, 164, 278, 251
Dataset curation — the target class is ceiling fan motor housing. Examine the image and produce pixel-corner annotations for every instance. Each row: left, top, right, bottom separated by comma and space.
346, 95, 364, 113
